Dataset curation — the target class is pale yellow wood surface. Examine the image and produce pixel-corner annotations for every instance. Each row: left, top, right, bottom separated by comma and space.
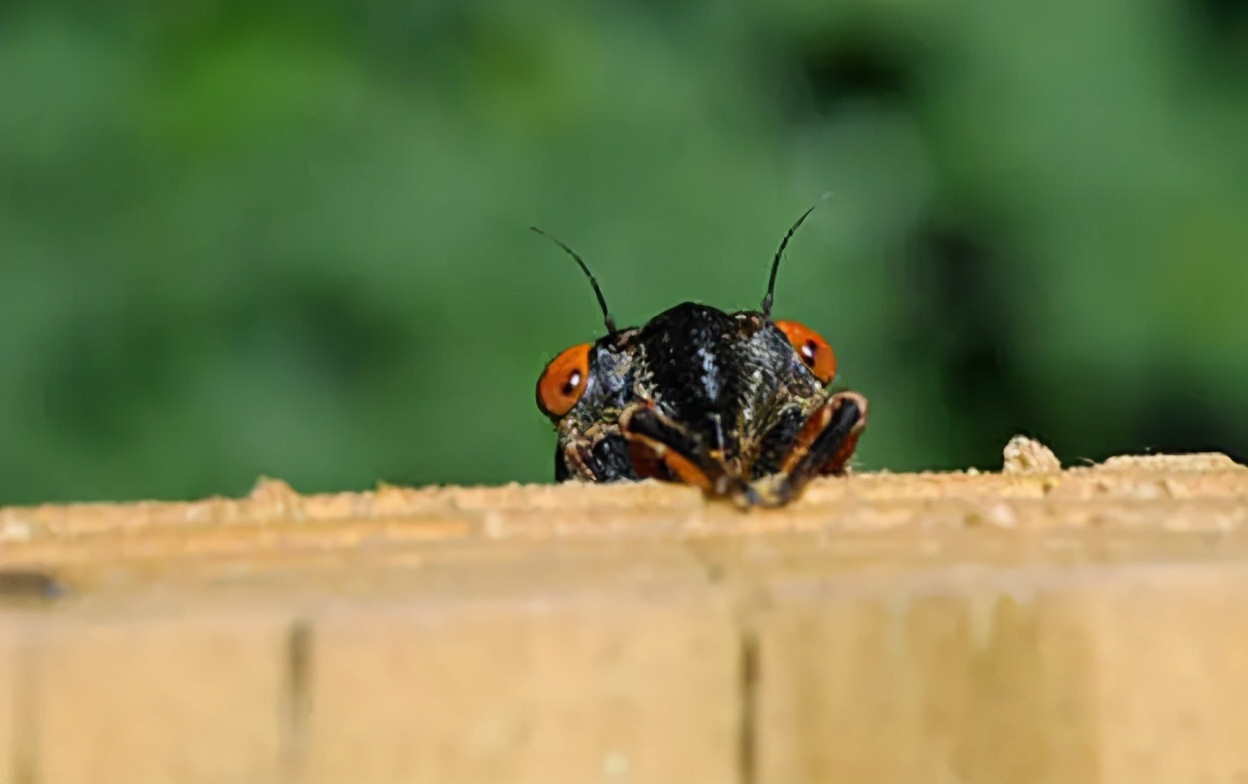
1, 445, 1247, 784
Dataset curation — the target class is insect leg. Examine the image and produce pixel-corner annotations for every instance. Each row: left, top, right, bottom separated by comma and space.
789, 391, 868, 478
618, 403, 741, 495
745, 391, 867, 506
558, 432, 639, 483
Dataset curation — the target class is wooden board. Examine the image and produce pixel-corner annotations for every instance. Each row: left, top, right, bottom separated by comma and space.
1, 440, 1246, 784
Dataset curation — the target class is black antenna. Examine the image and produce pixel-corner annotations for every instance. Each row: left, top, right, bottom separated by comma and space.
530, 226, 618, 334
761, 193, 832, 318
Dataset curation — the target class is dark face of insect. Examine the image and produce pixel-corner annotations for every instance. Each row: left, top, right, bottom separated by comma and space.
537, 299, 867, 508
533, 207, 868, 508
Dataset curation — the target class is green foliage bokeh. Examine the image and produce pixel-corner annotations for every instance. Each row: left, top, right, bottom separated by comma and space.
2, 0, 1246, 504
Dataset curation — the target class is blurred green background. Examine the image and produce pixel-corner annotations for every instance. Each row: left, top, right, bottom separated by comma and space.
2, 0, 1246, 505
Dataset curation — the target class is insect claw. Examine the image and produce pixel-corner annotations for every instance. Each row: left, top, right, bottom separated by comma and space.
743, 485, 764, 507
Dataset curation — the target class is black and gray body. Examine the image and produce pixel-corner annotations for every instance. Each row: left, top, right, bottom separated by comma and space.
550, 301, 866, 507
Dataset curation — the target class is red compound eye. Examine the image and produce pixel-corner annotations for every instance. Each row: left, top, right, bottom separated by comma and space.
775, 320, 837, 384
536, 343, 591, 418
